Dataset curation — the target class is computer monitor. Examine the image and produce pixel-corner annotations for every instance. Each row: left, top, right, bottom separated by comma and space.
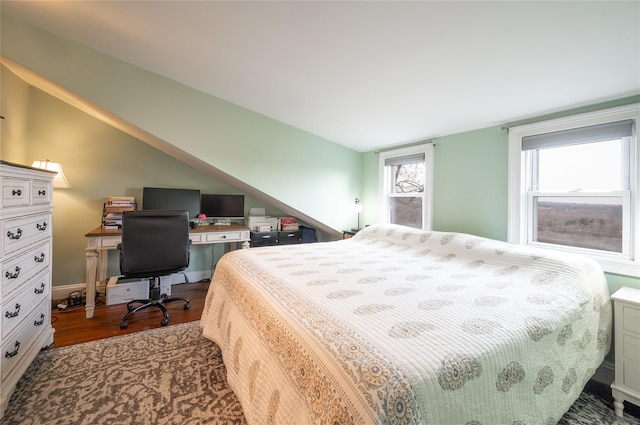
200, 194, 245, 219
142, 187, 200, 219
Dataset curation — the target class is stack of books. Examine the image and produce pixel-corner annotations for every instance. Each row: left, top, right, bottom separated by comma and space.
102, 196, 136, 229
280, 217, 299, 231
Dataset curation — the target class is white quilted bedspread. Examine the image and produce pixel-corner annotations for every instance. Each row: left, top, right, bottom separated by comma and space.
201, 223, 611, 425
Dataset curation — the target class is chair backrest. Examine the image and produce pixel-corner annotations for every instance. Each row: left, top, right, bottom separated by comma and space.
119, 210, 190, 278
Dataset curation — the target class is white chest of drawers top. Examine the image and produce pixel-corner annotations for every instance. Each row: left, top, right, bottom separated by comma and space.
1, 161, 53, 216
0, 161, 56, 419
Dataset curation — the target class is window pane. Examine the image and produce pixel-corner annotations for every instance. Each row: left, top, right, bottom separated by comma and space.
390, 197, 422, 229
538, 139, 622, 191
534, 197, 622, 253
390, 163, 425, 194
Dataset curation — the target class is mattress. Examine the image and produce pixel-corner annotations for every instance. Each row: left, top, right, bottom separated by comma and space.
200, 223, 611, 425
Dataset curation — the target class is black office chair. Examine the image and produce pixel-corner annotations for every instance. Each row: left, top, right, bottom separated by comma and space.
117, 210, 191, 329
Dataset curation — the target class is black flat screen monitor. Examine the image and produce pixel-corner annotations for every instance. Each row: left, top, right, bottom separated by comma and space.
200, 194, 245, 219
142, 187, 200, 219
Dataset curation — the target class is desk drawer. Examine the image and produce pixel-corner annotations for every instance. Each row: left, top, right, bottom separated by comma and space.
251, 231, 278, 247
100, 237, 122, 249
278, 230, 302, 245
1, 242, 50, 298
2, 270, 50, 339
1, 213, 51, 257
206, 232, 243, 243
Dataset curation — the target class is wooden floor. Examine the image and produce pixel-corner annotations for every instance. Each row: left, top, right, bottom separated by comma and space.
50, 281, 209, 349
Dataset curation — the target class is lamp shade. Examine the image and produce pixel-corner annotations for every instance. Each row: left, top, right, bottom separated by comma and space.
32, 160, 72, 188
354, 198, 362, 213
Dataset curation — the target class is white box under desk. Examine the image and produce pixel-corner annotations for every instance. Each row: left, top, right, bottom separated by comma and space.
106, 275, 171, 305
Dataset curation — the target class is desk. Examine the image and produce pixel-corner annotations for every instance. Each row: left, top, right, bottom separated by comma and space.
84, 224, 250, 319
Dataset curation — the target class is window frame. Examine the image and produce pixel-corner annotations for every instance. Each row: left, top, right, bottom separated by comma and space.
508, 103, 639, 277
378, 143, 434, 230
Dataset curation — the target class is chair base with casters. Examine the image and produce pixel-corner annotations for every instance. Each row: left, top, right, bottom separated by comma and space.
119, 276, 190, 329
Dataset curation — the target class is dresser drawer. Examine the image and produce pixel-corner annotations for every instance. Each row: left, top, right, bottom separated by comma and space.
1, 299, 49, 382
623, 334, 640, 362
1, 242, 50, 298
31, 180, 52, 205
623, 305, 640, 334
1, 179, 30, 208
623, 359, 640, 391
1, 213, 52, 257
1, 270, 50, 339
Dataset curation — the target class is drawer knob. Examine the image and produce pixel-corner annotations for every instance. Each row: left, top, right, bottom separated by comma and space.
34, 282, 45, 294
34, 313, 45, 326
11, 189, 22, 197
7, 229, 23, 240
34, 253, 46, 263
4, 303, 21, 318
5, 266, 21, 279
38, 190, 46, 196
36, 222, 48, 231
5, 341, 20, 358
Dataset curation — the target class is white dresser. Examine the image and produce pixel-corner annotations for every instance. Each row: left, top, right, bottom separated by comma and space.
0, 161, 55, 418
611, 287, 640, 418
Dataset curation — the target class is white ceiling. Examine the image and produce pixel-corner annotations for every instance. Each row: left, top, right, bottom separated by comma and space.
2, 1, 639, 152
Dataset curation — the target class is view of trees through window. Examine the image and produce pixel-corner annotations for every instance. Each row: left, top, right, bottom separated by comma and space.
389, 162, 424, 228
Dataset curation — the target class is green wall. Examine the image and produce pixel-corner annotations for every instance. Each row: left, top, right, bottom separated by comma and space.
1, 13, 362, 234
1, 68, 295, 286
361, 98, 640, 294
360, 127, 508, 241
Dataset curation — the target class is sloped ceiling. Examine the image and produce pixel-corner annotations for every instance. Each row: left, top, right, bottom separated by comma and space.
2, 1, 638, 152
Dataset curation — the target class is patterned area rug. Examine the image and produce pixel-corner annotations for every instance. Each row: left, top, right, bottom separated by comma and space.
1, 321, 638, 425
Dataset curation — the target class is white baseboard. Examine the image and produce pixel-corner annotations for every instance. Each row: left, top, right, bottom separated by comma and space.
51, 270, 212, 302
52, 283, 88, 302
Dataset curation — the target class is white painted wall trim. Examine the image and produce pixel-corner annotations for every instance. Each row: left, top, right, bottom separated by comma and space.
52, 269, 212, 302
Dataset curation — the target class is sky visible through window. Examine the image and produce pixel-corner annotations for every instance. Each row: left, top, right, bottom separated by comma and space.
538, 139, 622, 194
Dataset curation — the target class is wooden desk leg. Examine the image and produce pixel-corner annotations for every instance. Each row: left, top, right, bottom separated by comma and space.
242, 240, 250, 249
85, 250, 98, 318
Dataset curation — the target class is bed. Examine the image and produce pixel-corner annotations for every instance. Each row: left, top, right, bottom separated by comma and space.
200, 223, 611, 425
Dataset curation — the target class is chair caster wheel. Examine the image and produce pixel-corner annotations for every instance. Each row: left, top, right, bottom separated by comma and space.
120, 321, 128, 329
161, 318, 169, 326
184, 303, 190, 310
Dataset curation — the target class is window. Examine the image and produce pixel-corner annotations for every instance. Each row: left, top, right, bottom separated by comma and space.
378, 144, 433, 230
508, 103, 639, 276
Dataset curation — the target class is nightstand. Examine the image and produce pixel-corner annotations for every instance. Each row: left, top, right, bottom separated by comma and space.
611, 287, 640, 418
342, 230, 359, 239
